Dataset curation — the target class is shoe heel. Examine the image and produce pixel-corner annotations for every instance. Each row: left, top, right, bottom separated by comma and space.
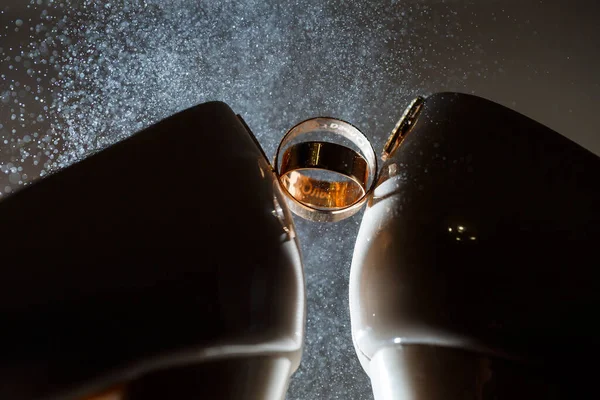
369, 345, 558, 400
123, 355, 293, 400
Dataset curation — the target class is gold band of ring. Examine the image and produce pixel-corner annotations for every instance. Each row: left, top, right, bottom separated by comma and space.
275, 117, 377, 222
382, 96, 424, 161
280, 141, 368, 210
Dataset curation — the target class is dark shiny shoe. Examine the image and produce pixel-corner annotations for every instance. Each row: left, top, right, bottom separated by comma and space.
350, 92, 600, 399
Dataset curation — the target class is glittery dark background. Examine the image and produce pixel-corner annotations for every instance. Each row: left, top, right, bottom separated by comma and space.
1, 1, 599, 399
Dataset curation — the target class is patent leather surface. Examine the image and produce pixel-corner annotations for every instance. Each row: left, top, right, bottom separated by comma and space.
0, 102, 305, 400
351, 92, 600, 371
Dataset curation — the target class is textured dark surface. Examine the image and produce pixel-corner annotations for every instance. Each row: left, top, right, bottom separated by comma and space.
1, 1, 600, 399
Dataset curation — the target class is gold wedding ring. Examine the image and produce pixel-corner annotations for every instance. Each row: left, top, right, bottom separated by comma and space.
382, 96, 424, 161
280, 141, 368, 209
275, 117, 377, 222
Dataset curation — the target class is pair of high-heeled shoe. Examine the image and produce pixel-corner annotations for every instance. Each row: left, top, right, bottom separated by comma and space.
0, 93, 598, 400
